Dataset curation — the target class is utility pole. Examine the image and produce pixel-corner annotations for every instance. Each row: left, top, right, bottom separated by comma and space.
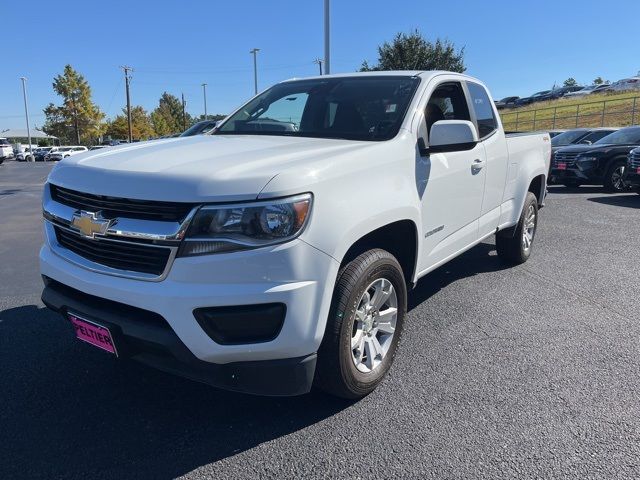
120, 66, 133, 143
250, 48, 260, 95
19, 77, 32, 158
181, 93, 187, 131
202, 83, 208, 120
314, 58, 323, 75
324, 0, 330, 75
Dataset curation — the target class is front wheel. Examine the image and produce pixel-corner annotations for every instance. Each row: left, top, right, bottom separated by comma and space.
496, 192, 538, 265
604, 160, 627, 192
315, 249, 407, 399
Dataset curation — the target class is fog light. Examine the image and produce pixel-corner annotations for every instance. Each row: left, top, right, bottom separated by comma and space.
193, 303, 286, 345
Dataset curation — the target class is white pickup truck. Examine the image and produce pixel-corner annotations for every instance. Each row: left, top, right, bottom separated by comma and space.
41, 71, 551, 398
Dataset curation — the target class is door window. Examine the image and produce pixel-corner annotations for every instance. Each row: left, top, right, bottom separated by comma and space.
425, 82, 471, 138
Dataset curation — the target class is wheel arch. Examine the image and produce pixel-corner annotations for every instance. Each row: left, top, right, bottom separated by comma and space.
528, 174, 546, 206
339, 219, 419, 288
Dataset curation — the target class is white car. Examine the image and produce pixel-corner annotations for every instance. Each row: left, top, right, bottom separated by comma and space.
608, 77, 640, 92
0, 138, 14, 164
40, 71, 551, 398
48, 146, 88, 161
563, 83, 611, 98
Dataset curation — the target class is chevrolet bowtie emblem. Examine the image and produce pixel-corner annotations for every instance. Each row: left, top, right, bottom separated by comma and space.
71, 211, 112, 239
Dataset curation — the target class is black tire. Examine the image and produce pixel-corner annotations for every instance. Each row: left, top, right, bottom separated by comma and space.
603, 159, 627, 192
496, 192, 538, 265
314, 249, 407, 399
562, 180, 581, 188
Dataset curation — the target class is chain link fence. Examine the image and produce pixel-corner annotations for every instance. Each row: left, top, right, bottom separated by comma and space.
500, 95, 640, 132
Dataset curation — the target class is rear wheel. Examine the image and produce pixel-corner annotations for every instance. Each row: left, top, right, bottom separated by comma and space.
496, 192, 538, 265
604, 160, 627, 192
315, 249, 407, 399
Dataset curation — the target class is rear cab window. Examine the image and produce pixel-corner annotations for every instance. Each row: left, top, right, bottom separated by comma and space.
466, 82, 498, 139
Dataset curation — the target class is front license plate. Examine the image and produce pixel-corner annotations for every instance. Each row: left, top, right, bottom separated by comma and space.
557, 162, 567, 170
68, 313, 118, 356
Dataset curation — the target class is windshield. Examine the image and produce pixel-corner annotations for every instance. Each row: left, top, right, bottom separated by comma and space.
216, 76, 420, 141
594, 127, 640, 145
552, 129, 588, 146
57, 147, 73, 152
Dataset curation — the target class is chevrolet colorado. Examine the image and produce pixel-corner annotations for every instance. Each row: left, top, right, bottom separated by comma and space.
40, 71, 551, 398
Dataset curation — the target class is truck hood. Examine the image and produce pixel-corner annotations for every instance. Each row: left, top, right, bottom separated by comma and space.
48, 135, 372, 202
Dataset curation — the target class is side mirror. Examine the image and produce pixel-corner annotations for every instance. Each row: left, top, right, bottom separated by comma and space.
579, 140, 592, 145
419, 120, 479, 155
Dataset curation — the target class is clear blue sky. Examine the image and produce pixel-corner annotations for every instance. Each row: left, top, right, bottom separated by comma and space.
3, 0, 639, 130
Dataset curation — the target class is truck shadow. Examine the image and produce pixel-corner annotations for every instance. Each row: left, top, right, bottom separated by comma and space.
0, 242, 503, 478
409, 242, 507, 311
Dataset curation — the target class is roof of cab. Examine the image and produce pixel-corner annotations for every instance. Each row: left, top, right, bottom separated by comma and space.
281, 70, 468, 83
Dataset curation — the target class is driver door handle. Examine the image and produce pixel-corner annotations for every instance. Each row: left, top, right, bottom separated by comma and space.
471, 159, 485, 171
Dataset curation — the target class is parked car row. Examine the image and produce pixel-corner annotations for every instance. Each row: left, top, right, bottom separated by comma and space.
549, 126, 640, 191
14, 145, 89, 162
496, 76, 640, 110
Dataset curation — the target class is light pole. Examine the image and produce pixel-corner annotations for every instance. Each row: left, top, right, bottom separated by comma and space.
202, 83, 208, 120
120, 66, 133, 143
324, 0, 330, 75
20, 77, 32, 159
250, 48, 260, 95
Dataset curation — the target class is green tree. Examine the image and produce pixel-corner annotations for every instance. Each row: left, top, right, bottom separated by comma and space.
361, 30, 465, 73
563, 77, 578, 87
43, 65, 105, 144
150, 92, 193, 135
593, 76, 607, 85
105, 106, 155, 140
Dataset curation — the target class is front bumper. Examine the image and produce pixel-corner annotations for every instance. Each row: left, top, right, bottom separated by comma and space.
40, 231, 340, 394
623, 169, 640, 188
549, 164, 601, 184
41, 277, 317, 396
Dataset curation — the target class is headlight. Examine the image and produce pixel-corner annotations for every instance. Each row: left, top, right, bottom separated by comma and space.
577, 156, 598, 163
178, 193, 312, 257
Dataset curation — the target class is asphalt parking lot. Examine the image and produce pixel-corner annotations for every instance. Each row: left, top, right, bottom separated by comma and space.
1, 160, 639, 479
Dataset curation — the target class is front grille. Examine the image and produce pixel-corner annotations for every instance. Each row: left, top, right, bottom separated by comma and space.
55, 226, 172, 276
629, 151, 640, 169
553, 151, 580, 167
50, 184, 195, 222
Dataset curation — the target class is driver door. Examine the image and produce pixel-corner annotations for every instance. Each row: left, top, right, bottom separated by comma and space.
418, 81, 487, 271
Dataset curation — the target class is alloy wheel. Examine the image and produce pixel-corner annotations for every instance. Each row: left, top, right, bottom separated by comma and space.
351, 278, 398, 373
522, 204, 536, 254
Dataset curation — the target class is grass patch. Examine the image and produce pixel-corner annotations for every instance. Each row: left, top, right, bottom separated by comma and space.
499, 91, 640, 131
